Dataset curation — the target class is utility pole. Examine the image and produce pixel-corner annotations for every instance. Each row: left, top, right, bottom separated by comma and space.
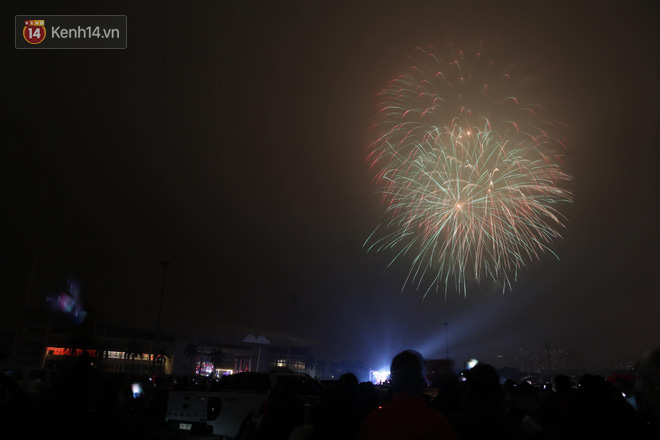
444, 322, 449, 359
151, 260, 170, 376
10, 231, 45, 366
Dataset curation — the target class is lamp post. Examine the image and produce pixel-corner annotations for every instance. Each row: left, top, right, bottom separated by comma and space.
443, 322, 449, 359
151, 260, 170, 376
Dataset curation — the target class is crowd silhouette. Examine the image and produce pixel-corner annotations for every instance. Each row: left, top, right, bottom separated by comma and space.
2, 345, 660, 439
250, 345, 660, 440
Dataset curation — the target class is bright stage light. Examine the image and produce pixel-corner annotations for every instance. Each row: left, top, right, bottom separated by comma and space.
371, 369, 390, 384
466, 358, 479, 370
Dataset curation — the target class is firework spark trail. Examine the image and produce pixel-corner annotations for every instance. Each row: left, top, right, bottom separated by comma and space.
366, 45, 572, 296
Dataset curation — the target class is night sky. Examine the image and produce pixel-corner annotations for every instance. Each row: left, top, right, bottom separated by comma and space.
5, 0, 659, 370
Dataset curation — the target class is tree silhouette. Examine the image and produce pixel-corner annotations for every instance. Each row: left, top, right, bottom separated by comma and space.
154, 349, 168, 375
94, 341, 109, 372
125, 341, 143, 373
210, 349, 224, 377
184, 343, 198, 377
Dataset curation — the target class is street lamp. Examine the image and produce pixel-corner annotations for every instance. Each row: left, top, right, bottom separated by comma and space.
151, 260, 170, 375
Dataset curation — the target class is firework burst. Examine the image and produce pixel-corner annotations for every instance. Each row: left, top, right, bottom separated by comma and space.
366, 45, 572, 296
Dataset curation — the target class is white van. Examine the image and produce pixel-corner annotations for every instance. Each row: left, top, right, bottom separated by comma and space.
166, 371, 324, 438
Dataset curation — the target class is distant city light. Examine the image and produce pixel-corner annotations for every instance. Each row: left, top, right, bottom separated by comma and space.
215, 368, 233, 377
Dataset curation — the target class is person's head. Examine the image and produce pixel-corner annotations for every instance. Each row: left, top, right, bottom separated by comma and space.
338, 372, 358, 397
552, 374, 571, 394
465, 363, 503, 404
578, 373, 605, 396
390, 350, 425, 394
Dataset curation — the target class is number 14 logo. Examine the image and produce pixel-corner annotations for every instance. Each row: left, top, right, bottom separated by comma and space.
23, 20, 46, 45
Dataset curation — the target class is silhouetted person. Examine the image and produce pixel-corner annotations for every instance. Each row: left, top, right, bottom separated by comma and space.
637, 345, 660, 439
358, 350, 457, 440
357, 381, 380, 418
52, 351, 95, 440
430, 371, 461, 417
312, 372, 365, 439
568, 373, 638, 440
254, 383, 305, 440
0, 372, 30, 437
450, 363, 520, 440
541, 374, 573, 439
90, 374, 139, 440
505, 380, 542, 437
